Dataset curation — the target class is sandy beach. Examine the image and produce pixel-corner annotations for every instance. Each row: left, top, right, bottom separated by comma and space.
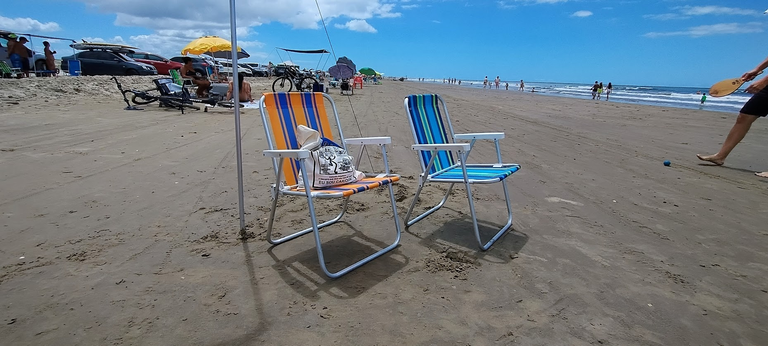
1, 75, 767, 345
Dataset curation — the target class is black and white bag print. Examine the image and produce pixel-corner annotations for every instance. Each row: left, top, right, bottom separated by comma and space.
296, 125, 364, 189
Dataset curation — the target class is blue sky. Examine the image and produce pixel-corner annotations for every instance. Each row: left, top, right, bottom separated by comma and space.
1, 0, 766, 86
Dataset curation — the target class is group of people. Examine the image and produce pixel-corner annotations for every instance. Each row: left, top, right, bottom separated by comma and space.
179, 56, 252, 102
2, 33, 58, 78
591, 81, 613, 100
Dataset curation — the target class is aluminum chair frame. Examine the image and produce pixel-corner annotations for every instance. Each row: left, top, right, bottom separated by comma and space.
259, 92, 401, 278
403, 94, 520, 250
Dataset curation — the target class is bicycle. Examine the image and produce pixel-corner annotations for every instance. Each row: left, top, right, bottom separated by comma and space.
112, 76, 221, 114
271, 65, 318, 92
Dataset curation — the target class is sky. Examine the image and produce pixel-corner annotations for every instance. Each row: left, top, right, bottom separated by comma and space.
0, 0, 766, 87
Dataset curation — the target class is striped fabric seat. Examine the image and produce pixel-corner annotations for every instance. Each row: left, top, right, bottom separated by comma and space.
285, 176, 399, 197
258, 92, 401, 278
430, 164, 520, 182
403, 93, 521, 251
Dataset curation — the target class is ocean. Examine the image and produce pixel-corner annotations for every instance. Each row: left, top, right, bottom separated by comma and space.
412, 79, 751, 114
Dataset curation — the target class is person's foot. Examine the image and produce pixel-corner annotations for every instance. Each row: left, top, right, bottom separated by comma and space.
756, 172, 768, 178
696, 154, 725, 166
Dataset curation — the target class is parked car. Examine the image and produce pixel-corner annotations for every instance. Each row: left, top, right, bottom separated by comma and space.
242, 62, 269, 77
169, 56, 210, 76
61, 50, 157, 75
125, 51, 182, 75
216, 60, 253, 77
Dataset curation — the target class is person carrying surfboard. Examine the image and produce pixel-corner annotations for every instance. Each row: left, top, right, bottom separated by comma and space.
697, 55, 768, 178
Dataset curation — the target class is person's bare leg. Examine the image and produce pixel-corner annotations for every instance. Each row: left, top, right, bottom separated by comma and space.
697, 113, 760, 165
756, 172, 768, 178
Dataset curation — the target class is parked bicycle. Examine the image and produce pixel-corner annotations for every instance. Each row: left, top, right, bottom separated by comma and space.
272, 65, 318, 92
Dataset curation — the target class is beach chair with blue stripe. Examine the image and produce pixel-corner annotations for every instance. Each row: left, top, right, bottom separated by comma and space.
259, 92, 402, 278
403, 94, 521, 250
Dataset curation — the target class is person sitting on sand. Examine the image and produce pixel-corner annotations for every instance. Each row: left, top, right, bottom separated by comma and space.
209, 66, 228, 83
180, 57, 211, 98
697, 54, 768, 178
226, 72, 253, 103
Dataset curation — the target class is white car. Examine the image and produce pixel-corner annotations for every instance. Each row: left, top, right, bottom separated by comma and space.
215, 60, 253, 77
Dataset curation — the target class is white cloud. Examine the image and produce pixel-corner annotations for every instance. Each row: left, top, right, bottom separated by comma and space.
76, 0, 399, 30
677, 6, 759, 16
0, 15, 61, 32
643, 22, 763, 38
646, 5, 759, 21
334, 19, 377, 33
644, 13, 689, 21
571, 11, 593, 18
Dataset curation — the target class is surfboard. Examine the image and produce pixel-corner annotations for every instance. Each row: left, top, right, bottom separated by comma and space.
70, 42, 139, 52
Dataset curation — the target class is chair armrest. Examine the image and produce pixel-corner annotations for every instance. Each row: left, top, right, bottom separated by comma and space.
263, 149, 310, 159
344, 137, 391, 145
412, 143, 471, 152
454, 132, 505, 140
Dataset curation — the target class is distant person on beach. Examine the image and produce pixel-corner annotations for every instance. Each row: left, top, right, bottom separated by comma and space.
181, 57, 211, 98
5, 33, 17, 60
11, 36, 31, 77
606, 82, 613, 100
697, 54, 768, 178
505, 82, 509, 90
495, 76, 500, 89
519, 80, 525, 91
483, 76, 488, 89
43, 41, 57, 76
700, 93, 707, 105
597, 82, 604, 100
591, 81, 599, 99
226, 72, 253, 103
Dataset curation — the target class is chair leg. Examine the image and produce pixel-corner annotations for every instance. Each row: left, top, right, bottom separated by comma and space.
405, 182, 454, 227
266, 194, 350, 245
465, 179, 514, 251
311, 184, 401, 278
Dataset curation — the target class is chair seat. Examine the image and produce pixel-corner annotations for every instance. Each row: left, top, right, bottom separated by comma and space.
430, 164, 520, 182
285, 175, 399, 197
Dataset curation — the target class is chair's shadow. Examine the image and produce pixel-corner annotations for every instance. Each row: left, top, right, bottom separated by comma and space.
405, 207, 529, 264
266, 221, 408, 300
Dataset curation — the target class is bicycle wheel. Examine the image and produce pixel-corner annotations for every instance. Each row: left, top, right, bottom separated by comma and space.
298, 77, 317, 92
130, 92, 159, 105
272, 77, 293, 92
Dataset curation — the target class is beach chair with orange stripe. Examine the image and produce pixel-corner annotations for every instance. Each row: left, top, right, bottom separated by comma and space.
259, 92, 401, 278
403, 94, 521, 250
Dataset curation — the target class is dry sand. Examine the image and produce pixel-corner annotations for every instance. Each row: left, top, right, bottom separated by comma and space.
1, 75, 767, 345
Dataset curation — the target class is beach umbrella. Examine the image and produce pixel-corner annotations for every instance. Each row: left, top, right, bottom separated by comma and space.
328, 63, 355, 80
337, 56, 356, 73
181, 35, 242, 55
204, 48, 250, 60
359, 67, 376, 76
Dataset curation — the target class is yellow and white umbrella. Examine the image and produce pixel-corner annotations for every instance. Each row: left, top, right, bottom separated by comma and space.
181, 35, 241, 55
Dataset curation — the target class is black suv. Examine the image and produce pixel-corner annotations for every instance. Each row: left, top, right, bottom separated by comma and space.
169, 56, 209, 76
61, 50, 157, 76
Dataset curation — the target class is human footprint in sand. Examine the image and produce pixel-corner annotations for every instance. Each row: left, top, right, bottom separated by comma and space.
697, 54, 768, 178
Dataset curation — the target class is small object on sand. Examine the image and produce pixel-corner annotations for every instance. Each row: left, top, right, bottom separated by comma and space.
663, 160, 671, 166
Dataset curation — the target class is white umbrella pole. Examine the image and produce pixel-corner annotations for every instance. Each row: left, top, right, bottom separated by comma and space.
229, 0, 246, 235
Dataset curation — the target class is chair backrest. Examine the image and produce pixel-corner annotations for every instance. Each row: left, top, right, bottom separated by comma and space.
0, 61, 11, 74
153, 77, 189, 97
169, 69, 183, 85
259, 92, 345, 186
68, 60, 81, 76
404, 94, 457, 174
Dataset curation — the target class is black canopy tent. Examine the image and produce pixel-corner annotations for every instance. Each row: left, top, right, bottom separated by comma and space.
275, 47, 332, 71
